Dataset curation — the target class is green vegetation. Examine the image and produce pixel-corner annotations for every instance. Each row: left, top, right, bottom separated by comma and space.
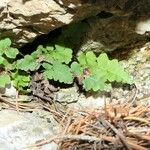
0, 38, 133, 93
0, 38, 31, 92
71, 52, 132, 91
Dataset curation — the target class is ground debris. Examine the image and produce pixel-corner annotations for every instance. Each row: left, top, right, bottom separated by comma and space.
1, 92, 150, 149
30, 72, 59, 103
29, 103, 150, 150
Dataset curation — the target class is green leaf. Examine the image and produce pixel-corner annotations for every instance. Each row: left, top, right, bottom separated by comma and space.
37, 45, 45, 52
107, 59, 132, 83
16, 55, 40, 71
43, 62, 73, 83
77, 53, 87, 67
97, 53, 133, 84
43, 70, 54, 80
0, 38, 11, 55
86, 51, 97, 67
53, 45, 72, 64
0, 38, 11, 48
42, 63, 53, 70
12, 72, 31, 90
0, 74, 11, 87
83, 75, 106, 91
5, 48, 19, 59
71, 62, 83, 76
3, 59, 13, 70
31, 48, 42, 59
97, 53, 109, 69
52, 61, 73, 84
43, 63, 53, 80
46, 45, 54, 53
0, 56, 4, 64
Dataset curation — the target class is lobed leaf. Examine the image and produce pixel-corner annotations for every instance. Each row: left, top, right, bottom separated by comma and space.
12, 72, 31, 91
85, 51, 97, 67
5, 48, 19, 59
43, 61, 73, 84
16, 55, 40, 71
83, 75, 107, 91
52, 62, 73, 84
0, 56, 4, 64
0, 74, 11, 87
53, 45, 72, 64
77, 53, 87, 67
0, 38, 11, 55
43, 63, 53, 80
70, 62, 83, 76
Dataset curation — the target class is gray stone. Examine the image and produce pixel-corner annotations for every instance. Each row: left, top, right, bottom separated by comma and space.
0, 0, 102, 47
0, 109, 61, 150
54, 87, 79, 104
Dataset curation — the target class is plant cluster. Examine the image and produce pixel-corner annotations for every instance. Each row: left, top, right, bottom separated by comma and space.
0, 38, 30, 92
0, 38, 133, 93
71, 52, 132, 91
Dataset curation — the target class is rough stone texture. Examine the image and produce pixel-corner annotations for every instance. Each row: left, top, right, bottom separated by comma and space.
0, 0, 102, 47
0, 0, 150, 49
0, 0, 149, 47
0, 109, 61, 150
79, 15, 150, 54
79, 0, 150, 53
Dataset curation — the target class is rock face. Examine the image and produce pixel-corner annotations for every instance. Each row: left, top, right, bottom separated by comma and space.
79, 15, 150, 53
78, 0, 150, 53
0, 0, 103, 47
0, 0, 149, 48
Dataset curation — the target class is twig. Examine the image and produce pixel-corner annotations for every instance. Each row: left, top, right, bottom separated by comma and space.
100, 117, 132, 150
57, 117, 72, 150
129, 85, 138, 105
33, 93, 53, 103
128, 132, 150, 141
124, 116, 150, 125
26, 134, 147, 150
26, 134, 103, 148
0, 95, 39, 111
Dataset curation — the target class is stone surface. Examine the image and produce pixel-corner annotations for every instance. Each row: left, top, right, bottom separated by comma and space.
54, 86, 107, 110
0, 0, 149, 48
0, 109, 61, 150
54, 87, 79, 104
0, 0, 102, 47
79, 15, 150, 54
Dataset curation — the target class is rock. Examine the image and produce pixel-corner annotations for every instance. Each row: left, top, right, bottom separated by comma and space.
0, 109, 61, 150
0, 82, 17, 99
72, 94, 107, 110
53, 86, 107, 110
0, 0, 103, 47
0, 0, 149, 48
79, 15, 149, 54
54, 87, 79, 104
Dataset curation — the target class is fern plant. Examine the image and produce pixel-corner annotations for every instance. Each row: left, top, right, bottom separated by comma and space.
0, 38, 133, 93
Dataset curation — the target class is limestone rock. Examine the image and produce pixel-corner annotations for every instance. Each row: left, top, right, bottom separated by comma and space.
79, 15, 149, 53
0, 109, 61, 150
0, 0, 103, 47
78, 0, 150, 53
0, 0, 149, 48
